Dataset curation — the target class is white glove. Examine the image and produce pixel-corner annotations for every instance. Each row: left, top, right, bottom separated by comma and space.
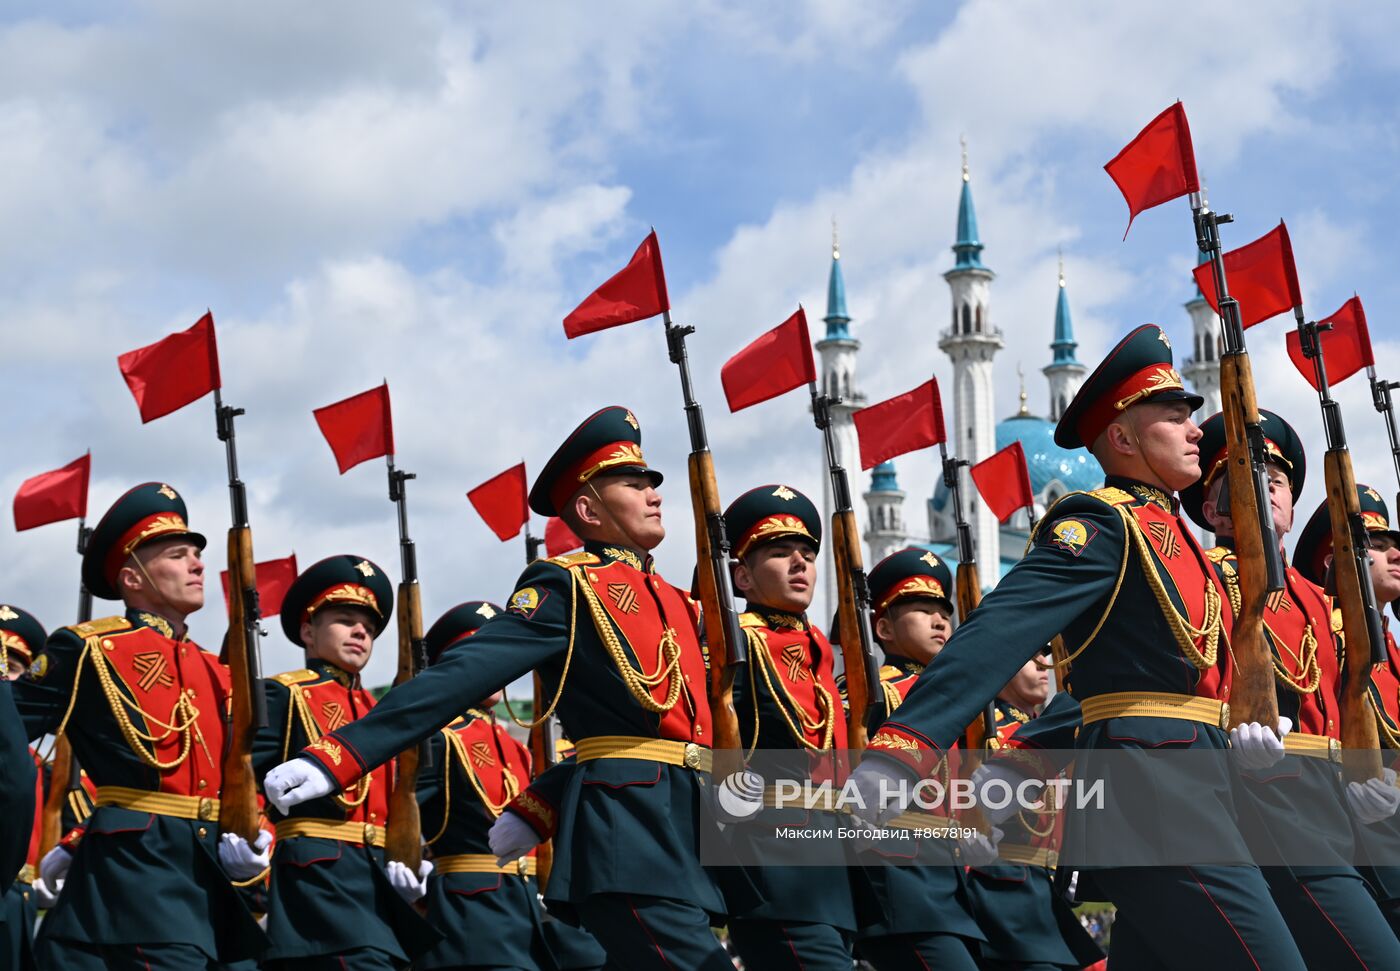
218, 829, 272, 881
489, 811, 542, 867
846, 758, 919, 826
386, 858, 433, 903
970, 762, 1031, 825
713, 769, 765, 823
1229, 716, 1292, 771
31, 875, 60, 908
264, 758, 335, 813
1347, 768, 1400, 825
39, 844, 71, 892
957, 826, 1004, 866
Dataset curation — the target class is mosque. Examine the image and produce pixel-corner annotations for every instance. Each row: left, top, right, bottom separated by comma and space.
814, 149, 1224, 608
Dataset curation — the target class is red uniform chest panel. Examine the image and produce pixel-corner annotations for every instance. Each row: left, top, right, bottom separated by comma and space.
27, 748, 42, 868
450, 718, 531, 808
1269, 569, 1340, 737
298, 678, 390, 822
583, 561, 711, 744
98, 629, 229, 796
1378, 633, 1400, 726
1131, 504, 1232, 700
758, 624, 849, 751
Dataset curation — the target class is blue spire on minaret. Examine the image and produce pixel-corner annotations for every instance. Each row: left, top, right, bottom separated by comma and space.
824, 219, 851, 339
871, 460, 898, 492
1050, 252, 1080, 365
952, 138, 986, 271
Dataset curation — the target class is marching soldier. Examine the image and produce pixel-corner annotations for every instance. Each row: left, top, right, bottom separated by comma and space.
415, 600, 556, 970
847, 548, 988, 970
10, 482, 266, 969
0, 605, 45, 971
717, 484, 872, 969
262, 406, 755, 970
847, 325, 1314, 969
1293, 484, 1400, 938
253, 554, 439, 969
1181, 409, 1400, 966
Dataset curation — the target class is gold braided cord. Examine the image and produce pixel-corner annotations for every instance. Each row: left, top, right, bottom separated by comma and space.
745, 627, 834, 754
1047, 510, 1132, 671
1212, 554, 1318, 694
503, 574, 579, 730
881, 679, 904, 715
424, 727, 456, 846
1124, 514, 1221, 670
576, 571, 682, 714
87, 642, 198, 771
445, 722, 520, 819
53, 638, 94, 741
1376, 692, 1400, 750
287, 683, 370, 809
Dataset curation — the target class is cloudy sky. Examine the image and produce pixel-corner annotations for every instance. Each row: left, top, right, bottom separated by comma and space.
4, 1, 1400, 688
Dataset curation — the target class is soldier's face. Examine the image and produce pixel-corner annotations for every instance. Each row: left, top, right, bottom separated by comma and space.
576, 474, 665, 550
1265, 463, 1294, 538
302, 605, 376, 673
878, 598, 953, 665
1129, 401, 1202, 492
123, 539, 205, 616
1367, 534, 1400, 605
735, 539, 816, 613
1005, 653, 1051, 707
4, 657, 25, 681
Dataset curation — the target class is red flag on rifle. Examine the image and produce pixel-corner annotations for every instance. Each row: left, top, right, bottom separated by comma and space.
221, 554, 298, 619
1104, 102, 1200, 236
721, 307, 817, 411
545, 517, 583, 557
314, 382, 395, 474
970, 441, 1035, 524
563, 231, 670, 338
1287, 296, 1375, 390
1192, 222, 1301, 329
117, 312, 222, 422
468, 464, 529, 541
852, 378, 946, 470
14, 452, 91, 530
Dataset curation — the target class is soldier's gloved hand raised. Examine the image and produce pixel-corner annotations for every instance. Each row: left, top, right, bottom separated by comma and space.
956, 826, 1004, 867
489, 811, 542, 867
32, 875, 61, 909
1347, 767, 1400, 825
39, 844, 71, 892
846, 756, 919, 826
970, 762, 1031, 826
1229, 716, 1292, 772
386, 859, 433, 903
264, 758, 335, 813
218, 829, 272, 881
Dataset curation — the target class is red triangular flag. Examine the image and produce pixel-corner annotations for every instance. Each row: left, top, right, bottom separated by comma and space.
1192, 222, 1301, 329
221, 553, 298, 619
313, 382, 395, 474
117, 312, 222, 422
1286, 295, 1375, 391
721, 307, 817, 412
563, 231, 670, 338
969, 441, 1035, 524
852, 378, 947, 470
14, 453, 91, 530
545, 517, 583, 557
1104, 102, 1200, 237
467, 464, 529, 541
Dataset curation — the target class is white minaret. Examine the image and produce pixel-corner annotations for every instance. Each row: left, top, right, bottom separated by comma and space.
863, 460, 906, 565
937, 141, 1003, 573
816, 221, 867, 616
1043, 252, 1087, 422
1181, 248, 1224, 417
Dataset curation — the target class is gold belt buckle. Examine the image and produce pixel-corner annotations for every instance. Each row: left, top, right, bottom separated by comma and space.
1328, 737, 1341, 763
1218, 702, 1231, 730
363, 824, 377, 845
197, 797, 216, 821
683, 742, 702, 770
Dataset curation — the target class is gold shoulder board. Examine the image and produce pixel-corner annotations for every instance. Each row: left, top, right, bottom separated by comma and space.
1203, 546, 1234, 564
878, 665, 903, 681
1088, 486, 1136, 506
546, 552, 601, 568
272, 669, 319, 687
739, 612, 765, 630
67, 616, 132, 638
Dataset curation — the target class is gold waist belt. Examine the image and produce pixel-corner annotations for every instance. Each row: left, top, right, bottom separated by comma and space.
887, 812, 958, 832
1081, 691, 1229, 730
1283, 731, 1342, 762
996, 844, 1059, 869
435, 853, 537, 877
16, 864, 35, 884
762, 786, 845, 811
94, 785, 219, 821
275, 818, 385, 847
574, 736, 712, 773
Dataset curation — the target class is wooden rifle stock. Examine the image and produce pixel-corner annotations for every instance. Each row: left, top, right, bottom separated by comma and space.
218, 525, 263, 842
831, 509, 875, 751
38, 738, 71, 858
528, 673, 554, 888
954, 561, 994, 834
384, 581, 425, 868
691, 451, 743, 774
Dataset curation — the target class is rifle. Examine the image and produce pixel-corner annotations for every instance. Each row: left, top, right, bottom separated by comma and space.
1193, 195, 1285, 730
384, 459, 428, 867
663, 311, 748, 776
811, 386, 882, 750
1298, 317, 1385, 780
1369, 366, 1400, 519
523, 529, 554, 888
215, 391, 268, 843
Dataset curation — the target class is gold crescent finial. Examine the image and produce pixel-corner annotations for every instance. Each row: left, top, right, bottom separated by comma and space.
960, 135, 969, 182
1017, 363, 1029, 416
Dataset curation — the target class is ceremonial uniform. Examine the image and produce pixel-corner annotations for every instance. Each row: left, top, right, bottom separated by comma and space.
857, 327, 1311, 970
285, 408, 752, 970
1182, 411, 1400, 968
415, 600, 558, 971
0, 606, 46, 971
718, 485, 875, 970
848, 549, 987, 970
255, 554, 438, 969
11, 483, 264, 969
